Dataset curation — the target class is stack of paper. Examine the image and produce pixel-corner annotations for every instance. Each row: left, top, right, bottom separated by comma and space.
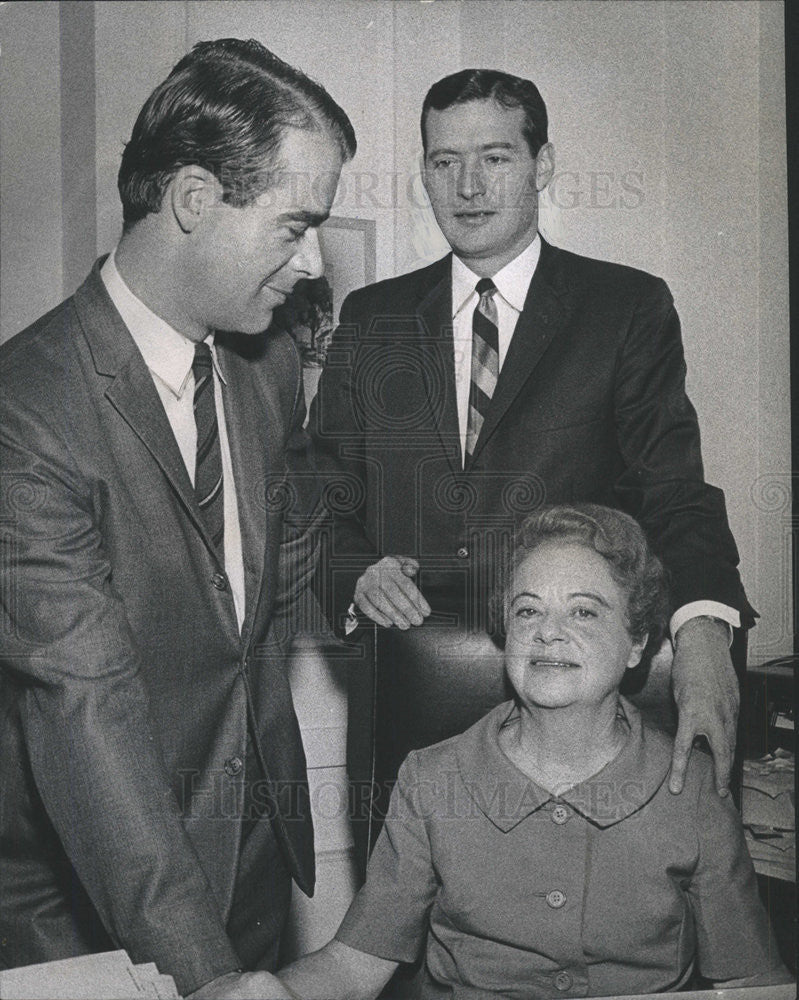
0, 950, 180, 999
742, 749, 795, 882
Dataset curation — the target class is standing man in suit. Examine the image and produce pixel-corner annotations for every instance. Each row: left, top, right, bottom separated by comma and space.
0, 39, 354, 999
309, 69, 754, 867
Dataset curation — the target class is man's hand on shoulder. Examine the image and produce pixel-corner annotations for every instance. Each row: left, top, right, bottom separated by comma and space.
353, 556, 431, 629
188, 970, 297, 999
669, 616, 739, 797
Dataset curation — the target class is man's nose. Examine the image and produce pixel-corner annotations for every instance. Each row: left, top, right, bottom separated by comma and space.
292, 228, 324, 280
457, 162, 487, 199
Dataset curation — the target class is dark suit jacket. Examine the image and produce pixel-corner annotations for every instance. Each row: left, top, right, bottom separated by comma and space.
310, 237, 754, 633
0, 262, 318, 994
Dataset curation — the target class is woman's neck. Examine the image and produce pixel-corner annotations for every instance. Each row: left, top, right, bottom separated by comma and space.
499, 695, 628, 796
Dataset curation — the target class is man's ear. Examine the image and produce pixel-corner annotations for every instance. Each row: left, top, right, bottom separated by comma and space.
169, 166, 221, 233
534, 143, 555, 192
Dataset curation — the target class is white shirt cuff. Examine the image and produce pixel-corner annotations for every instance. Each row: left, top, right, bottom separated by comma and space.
669, 601, 740, 644
345, 602, 360, 636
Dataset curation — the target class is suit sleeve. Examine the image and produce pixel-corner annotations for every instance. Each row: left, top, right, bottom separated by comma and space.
611, 279, 755, 624
0, 399, 241, 995
308, 292, 382, 636
272, 349, 324, 619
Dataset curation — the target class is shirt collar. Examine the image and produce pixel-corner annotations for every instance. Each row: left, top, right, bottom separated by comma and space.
451, 234, 541, 319
455, 696, 672, 832
100, 250, 226, 398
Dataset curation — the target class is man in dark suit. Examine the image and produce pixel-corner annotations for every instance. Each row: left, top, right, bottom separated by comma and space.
0, 39, 354, 999
309, 69, 754, 867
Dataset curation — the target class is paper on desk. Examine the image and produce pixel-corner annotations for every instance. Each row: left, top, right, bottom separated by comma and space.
742, 750, 794, 832
742, 749, 794, 798
742, 749, 795, 882
127, 961, 181, 999
0, 950, 180, 999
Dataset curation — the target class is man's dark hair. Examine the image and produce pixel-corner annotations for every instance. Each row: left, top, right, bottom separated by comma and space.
421, 69, 548, 158
118, 38, 356, 230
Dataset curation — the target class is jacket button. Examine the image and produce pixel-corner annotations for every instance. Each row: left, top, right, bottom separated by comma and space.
551, 804, 570, 825
212, 572, 227, 590
554, 971, 572, 991
546, 889, 566, 909
224, 756, 243, 777
456, 546, 469, 559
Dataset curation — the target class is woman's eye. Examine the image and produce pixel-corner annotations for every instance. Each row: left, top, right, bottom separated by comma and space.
573, 606, 597, 620
514, 606, 538, 619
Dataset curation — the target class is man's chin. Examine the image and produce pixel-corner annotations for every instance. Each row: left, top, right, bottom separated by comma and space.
219, 312, 275, 337
444, 229, 495, 252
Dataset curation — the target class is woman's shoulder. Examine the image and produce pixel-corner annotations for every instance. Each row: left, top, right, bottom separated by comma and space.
402, 701, 516, 778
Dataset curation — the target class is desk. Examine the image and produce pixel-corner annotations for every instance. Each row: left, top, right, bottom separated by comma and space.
743, 660, 795, 759
742, 749, 794, 882
740, 663, 796, 976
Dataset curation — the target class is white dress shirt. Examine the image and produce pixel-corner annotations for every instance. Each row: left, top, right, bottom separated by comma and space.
101, 252, 246, 630
449, 236, 739, 638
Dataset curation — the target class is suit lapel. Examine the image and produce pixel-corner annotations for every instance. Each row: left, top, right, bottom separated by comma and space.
469, 238, 575, 465
105, 358, 200, 515
415, 255, 461, 473
75, 264, 215, 547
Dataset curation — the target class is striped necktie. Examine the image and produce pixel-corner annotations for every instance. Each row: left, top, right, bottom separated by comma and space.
465, 277, 499, 464
192, 342, 224, 557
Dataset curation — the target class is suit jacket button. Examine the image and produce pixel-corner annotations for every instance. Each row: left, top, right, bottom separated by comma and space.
212, 572, 227, 591
554, 971, 572, 991
546, 889, 566, 908
456, 546, 469, 559
224, 756, 243, 777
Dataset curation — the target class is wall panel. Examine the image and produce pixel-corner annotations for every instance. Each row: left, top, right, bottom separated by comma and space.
0, 2, 63, 342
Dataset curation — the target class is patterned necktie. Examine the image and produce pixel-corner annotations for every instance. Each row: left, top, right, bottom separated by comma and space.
192, 342, 224, 557
465, 277, 499, 463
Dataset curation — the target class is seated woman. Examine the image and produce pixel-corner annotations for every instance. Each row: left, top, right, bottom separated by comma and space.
279, 504, 791, 998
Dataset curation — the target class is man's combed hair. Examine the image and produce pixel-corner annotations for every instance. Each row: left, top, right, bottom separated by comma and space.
421, 69, 548, 158
492, 504, 670, 658
118, 38, 356, 229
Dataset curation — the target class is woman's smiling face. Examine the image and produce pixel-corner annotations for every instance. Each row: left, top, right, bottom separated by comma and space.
504, 541, 647, 711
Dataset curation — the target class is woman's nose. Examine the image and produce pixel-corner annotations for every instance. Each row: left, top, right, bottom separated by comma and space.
533, 612, 566, 644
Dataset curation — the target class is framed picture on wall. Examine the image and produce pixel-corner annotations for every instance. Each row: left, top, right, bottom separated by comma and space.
319, 215, 376, 322
271, 215, 377, 408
